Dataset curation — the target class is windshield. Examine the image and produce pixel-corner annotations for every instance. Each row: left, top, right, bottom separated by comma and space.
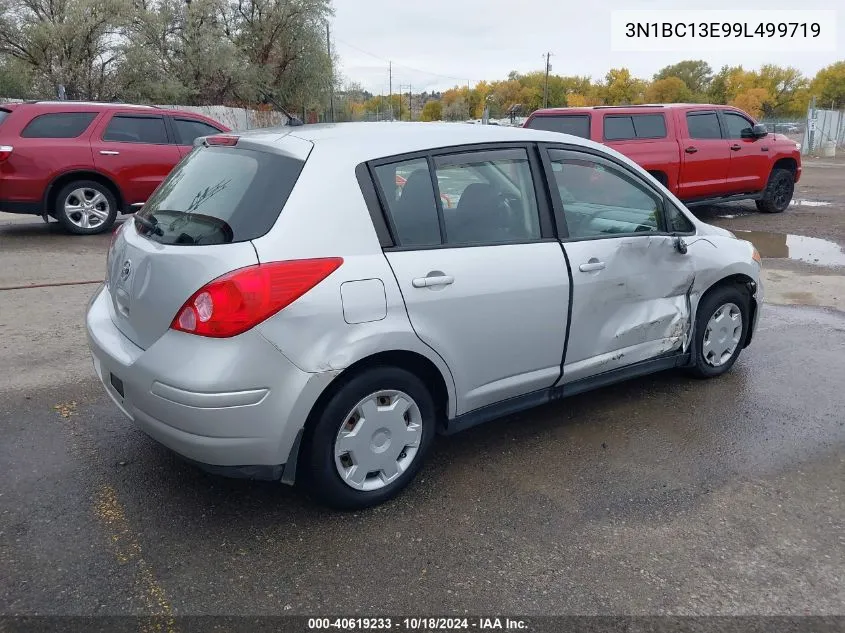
135, 145, 305, 245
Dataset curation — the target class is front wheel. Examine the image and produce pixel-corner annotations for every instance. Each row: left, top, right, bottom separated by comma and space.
55, 180, 118, 235
688, 285, 750, 378
302, 367, 436, 510
755, 168, 794, 213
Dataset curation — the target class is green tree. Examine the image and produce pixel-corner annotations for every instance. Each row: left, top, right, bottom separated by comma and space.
810, 61, 845, 109
602, 68, 647, 105
654, 60, 713, 96
644, 77, 691, 103
420, 99, 442, 121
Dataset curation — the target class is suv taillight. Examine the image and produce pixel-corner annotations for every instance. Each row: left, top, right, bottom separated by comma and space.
0, 145, 13, 162
171, 258, 343, 338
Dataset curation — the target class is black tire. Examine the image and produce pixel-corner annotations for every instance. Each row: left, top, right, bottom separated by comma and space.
688, 284, 750, 379
302, 367, 437, 510
55, 180, 118, 235
755, 168, 794, 213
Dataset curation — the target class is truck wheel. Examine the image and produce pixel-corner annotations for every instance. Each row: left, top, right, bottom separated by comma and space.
755, 168, 794, 213
55, 180, 118, 235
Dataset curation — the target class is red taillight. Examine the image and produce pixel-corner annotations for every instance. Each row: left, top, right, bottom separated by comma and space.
0, 145, 13, 162
170, 258, 343, 338
205, 135, 239, 146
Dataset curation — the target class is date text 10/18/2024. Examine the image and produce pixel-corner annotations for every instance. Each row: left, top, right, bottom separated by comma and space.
307, 617, 529, 630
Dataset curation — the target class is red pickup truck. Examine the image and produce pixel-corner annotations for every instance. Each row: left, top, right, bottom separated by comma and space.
525, 104, 802, 213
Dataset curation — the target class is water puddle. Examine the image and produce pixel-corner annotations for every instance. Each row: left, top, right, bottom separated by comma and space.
734, 230, 845, 267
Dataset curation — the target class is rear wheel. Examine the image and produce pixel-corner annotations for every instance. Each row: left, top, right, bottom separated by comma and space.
755, 168, 794, 213
302, 367, 436, 510
688, 285, 750, 378
55, 180, 118, 235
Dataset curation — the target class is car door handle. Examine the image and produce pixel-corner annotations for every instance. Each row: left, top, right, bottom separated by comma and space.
578, 261, 606, 272
730, 144, 742, 151
99, 150, 120, 156
412, 274, 454, 288
684, 146, 698, 154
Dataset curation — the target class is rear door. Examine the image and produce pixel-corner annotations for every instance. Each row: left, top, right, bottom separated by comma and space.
91, 111, 182, 205
170, 116, 226, 157
541, 145, 696, 383
720, 110, 769, 194
373, 145, 570, 415
676, 110, 731, 200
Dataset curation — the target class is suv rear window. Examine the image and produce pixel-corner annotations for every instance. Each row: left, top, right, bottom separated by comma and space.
135, 146, 305, 245
526, 115, 590, 139
20, 112, 97, 138
0, 108, 11, 126
604, 114, 667, 140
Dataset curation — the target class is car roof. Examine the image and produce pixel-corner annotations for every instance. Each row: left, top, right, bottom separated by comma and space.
532, 103, 731, 115
242, 121, 611, 165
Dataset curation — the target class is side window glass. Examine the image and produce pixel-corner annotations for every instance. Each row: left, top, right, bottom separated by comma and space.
174, 119, 222, 145
665, 202, 695, 233
103, 115, 168, 144
686, 112, 722, 139
632, 114, 667, 138
527, 115, 590, 138
603, 116, 636, 140
434, 149, 541, 245
21, 112, 97, 138
548, 150, 661, 238
373, 159, 441, 247
724, 112, 754, 139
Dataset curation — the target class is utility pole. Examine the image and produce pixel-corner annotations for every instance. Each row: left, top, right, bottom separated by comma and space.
543, 52, 552, 108
388, 62, 393, 121
326, 22, 335, 122
409, 84, 412, 121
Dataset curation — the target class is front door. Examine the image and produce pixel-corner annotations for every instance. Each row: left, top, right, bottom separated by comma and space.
373, 146, 570, 415
91, 112, 181, 205
543, 147, 696, 383
677, 110, 731, 200
721, 110, 769, 194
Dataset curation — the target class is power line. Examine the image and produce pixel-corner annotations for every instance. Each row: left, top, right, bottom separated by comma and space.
334, 37, 480, 86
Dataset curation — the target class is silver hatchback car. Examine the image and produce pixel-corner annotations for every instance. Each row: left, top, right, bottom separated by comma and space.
86, 123, 762, 509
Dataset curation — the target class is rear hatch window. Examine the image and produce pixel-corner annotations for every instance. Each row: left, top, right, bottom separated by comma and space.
135, 145, 305, 245
526, 114, 590, 139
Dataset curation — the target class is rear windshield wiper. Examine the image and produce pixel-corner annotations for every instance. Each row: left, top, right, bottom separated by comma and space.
134, 214, 163, 236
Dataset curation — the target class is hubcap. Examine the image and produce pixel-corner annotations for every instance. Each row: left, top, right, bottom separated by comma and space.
702, 302, 743, 367
64, 188, 110, 229
334, 390, 423, 491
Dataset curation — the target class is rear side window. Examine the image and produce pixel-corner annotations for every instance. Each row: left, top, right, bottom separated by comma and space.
20, 112, 97, 138
686, 112, 722, 139
0, 108, 11, 126
103, 115, 168, 144
373, 159, 442, 247
526, 115, 590, 139
135, 146, 305, 245
173, 118, 223, 145
604, 114, 667, 140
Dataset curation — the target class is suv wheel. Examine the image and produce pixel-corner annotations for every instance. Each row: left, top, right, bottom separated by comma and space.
55, 180, 118, 235
688, 284, 750, 378
303, 367, 436, 510
755, 168, 794, 213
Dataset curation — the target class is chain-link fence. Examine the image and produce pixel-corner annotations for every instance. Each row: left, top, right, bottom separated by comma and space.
802, 105, 844, 158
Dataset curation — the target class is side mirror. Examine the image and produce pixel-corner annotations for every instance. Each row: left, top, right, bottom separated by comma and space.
673, 235, 688, 254
751, 123, 768, 138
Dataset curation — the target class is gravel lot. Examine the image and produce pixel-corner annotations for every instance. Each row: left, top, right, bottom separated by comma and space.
1, 160, 844, 623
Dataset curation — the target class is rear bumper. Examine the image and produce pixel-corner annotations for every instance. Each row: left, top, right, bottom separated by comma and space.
85, 285, 339, 477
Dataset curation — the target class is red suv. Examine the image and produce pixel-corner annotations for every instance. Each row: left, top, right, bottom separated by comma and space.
0, 101, 229, 234
525, 104, 802, 214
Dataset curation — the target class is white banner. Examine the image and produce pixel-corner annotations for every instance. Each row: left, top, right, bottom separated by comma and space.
611, 10, 837, 52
